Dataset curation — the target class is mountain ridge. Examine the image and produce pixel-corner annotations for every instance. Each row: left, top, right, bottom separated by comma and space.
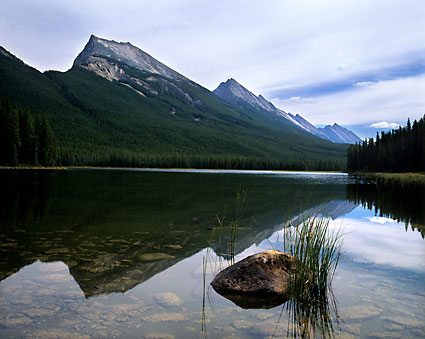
74, 35, 189, 82
214, 78, 362, 144
0, 37, 347, 170
318, 123, 362, 144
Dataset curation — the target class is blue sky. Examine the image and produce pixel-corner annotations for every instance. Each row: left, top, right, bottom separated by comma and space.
0, 0, 424, 139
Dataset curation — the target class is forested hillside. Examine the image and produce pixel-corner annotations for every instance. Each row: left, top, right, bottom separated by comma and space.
347, 116, 425, 172
0, 98, 58, 166
0, 44, 348, 170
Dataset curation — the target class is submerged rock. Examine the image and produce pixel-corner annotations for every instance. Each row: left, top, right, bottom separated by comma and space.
211, 250, 296, 308
144, 332, 175, 339
232, 319, 253, 329
29, 329, 90, 339
1, 316, 33, 328
341, 305, 381, 320
217, 292, 289, 309
140, 312, 188, 322
154, 292, 182, 308
139, 253, 175, 261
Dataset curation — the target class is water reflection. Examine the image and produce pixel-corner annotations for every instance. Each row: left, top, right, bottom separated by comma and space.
328, 214, 425, 272
347, 177, 425, 237
284, 292, 339, 339
0, 169, 350, 298
0, 169, 424, 338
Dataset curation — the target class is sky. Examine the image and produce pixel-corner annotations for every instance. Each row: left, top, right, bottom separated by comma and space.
1, 0, 424, 139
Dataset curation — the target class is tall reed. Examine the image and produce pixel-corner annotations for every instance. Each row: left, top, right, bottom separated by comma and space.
281, 215, 343, 338
283, 215, 342, 300
212, 189, 247, 265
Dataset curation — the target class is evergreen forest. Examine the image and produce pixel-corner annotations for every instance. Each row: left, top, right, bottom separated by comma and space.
0, 48, 348, 171
0, 97, 343, 171
0, 96, 343, 171
0, 98, 58, 166
347, 115, 425, 172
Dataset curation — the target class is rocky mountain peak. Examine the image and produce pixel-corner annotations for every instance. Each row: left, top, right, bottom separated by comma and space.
214, 78, 363, 144
73, 35, 187, 81
318, 124, 362, 144
214, 78, 277, 113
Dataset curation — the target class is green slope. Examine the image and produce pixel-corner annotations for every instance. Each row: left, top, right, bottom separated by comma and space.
0, 49, 347, 169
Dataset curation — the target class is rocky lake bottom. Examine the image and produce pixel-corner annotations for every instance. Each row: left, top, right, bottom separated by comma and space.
0, 169, 424, 338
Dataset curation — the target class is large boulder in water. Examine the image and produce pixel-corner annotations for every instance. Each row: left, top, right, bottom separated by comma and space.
211, 250, 296, 308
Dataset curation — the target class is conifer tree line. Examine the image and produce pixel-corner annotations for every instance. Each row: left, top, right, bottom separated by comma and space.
0, 97, 345, 171
58, 148, 345, 171
0, 98, 58, 166
347, 115, 425, 172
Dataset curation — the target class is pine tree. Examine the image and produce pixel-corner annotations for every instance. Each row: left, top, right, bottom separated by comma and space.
347, 115, 425, 173
0, 99, 21, 165
19, 107, 37, 165
37, 117, 58, 166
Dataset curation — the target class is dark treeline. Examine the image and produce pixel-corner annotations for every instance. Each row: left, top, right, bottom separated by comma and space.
59, 147, 345, 171
0, 97, 345, 171
347, 115, 425, 172
347, 180, 425, 238
0, 98, 58, 166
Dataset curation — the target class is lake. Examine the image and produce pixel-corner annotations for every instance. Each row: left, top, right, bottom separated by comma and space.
0, 169, 424, 338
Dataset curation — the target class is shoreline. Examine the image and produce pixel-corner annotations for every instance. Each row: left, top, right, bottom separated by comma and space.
0, 165, 344, 174
350, 172, 425, 185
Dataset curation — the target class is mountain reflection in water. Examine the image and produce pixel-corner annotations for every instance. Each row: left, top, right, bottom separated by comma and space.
0, 169, 353, 298
0, 169, 424, 338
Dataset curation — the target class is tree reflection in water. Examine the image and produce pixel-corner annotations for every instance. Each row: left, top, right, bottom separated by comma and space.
347, 177, 425, 238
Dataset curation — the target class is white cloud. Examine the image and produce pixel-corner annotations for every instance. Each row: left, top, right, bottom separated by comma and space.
288, 96, 316, 103
354, 81, 374, 87
367, 216, 396, 224
368, 122, 400, 129
0, 0, 424, 125
272, 74, 425, 125
336, 63, 348, 71
328, 217, 425, 272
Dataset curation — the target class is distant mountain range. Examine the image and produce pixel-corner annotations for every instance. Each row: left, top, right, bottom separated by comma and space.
214, 78, 362, 144
0, 35, 349, 169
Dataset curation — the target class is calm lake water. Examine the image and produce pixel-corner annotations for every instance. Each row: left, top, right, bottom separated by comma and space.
0, 169, 424, 338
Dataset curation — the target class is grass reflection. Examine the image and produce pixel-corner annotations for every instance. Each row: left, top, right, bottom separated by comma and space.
280, 215, 342, 338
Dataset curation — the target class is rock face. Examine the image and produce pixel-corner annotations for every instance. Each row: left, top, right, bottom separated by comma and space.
73, 35, 187, 81
214, 78, 363, 144
213, 78, 278, 113
72, 35, 201, 105
318, 123, 363, 144
211, 250, 296, 308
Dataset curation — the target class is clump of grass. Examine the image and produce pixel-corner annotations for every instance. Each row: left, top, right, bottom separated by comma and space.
283, 215, 342, 297
280, 215, 343, 338
212, 189, 247, 265
283, 215, 342, 300
355, 172, 425, 186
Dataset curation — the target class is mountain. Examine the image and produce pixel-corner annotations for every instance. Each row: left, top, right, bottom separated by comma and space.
0, 36, 347, 169
213, 78, 277, 113
214, 78, 306, 129
318, 124, 363, 144
287, 113, 328, 139
0, 169, 349, 296
74, 35, 188, 82
214, 78, 362, 144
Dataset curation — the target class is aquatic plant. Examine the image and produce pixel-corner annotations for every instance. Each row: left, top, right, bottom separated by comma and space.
281, 215, 343, 338
201, 189, 248, 334
283, 215, 342, 299
211, 188, 248, 265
